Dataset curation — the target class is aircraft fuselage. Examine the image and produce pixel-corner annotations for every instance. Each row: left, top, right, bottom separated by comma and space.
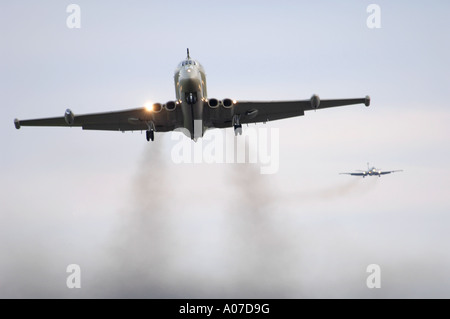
174, 56, 208, 139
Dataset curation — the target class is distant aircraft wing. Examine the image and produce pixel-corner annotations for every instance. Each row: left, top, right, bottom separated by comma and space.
379, 170, 403, 175
14, 105, 183, 132
340, 172, 366, 176
209, 96, 370, 128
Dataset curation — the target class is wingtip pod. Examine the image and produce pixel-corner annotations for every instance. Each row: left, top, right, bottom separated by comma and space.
14, 118, 20, 129
365, 95, 371, 107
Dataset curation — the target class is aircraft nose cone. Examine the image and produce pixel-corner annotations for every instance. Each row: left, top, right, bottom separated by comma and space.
180, 67, 199, 79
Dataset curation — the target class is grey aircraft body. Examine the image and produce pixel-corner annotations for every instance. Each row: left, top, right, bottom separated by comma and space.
14, 49, 370, 141
340, 163, 403, 177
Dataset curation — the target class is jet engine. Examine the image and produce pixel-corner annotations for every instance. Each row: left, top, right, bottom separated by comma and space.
152, 103, 162, 113
208, 98, 219, 108
165, 101, 176, 111
222, 98, 233, 109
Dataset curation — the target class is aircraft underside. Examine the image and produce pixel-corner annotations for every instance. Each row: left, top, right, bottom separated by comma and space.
13, 49, 370, 143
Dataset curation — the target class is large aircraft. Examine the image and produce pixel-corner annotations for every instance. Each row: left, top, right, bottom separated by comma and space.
14, 49, 370, 142
340, 163, 403, 177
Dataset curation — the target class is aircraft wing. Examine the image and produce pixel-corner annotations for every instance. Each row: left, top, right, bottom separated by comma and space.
209, 96, 370, 128
379, 170, 403, 175
339, 172, 366, 176
14, 105, 183, 132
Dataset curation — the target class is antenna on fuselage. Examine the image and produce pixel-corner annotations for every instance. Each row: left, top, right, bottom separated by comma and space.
187, 48, 190, 59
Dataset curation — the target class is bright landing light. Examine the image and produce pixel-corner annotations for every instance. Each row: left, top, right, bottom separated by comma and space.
144, 101, 153, 112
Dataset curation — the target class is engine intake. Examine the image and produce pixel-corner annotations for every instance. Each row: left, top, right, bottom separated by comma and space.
64, 109, 75, 126
152, 103, 162, 113
222, 98, 233, 109
165, 101, 176, 111
208, 98, 219, 108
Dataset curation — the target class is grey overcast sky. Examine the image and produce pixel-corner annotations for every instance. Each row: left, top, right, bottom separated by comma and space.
1, 0, 450, 298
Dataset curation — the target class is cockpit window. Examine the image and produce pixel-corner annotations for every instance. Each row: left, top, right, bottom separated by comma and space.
180, 60, 197, 67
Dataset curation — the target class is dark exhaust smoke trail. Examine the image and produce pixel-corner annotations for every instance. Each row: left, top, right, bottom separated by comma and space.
222, 139, 301, 298
103, 137, 177, 298
102, 135, 375, 298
